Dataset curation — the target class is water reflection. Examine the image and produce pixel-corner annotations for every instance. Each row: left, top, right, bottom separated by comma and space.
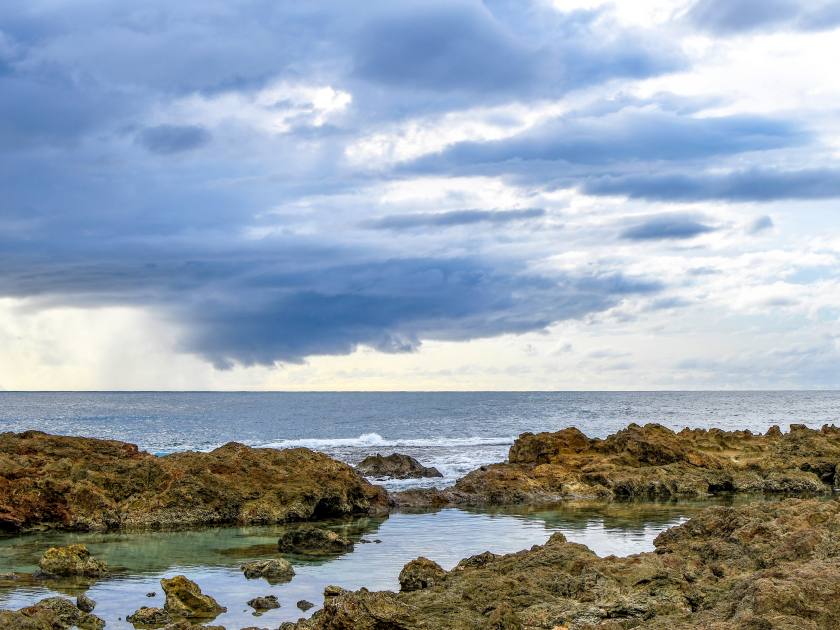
0, 498, 750, 628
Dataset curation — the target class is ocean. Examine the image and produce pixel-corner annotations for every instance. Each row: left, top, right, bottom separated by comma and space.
2, 390, 839, 490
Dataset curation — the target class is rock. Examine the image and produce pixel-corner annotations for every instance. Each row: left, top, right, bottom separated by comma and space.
38, 544, 108, 577
247, 595, 280, 611
323, 585, 347, 598
398, 557, 446, 592
355, 453, 442, 479
146, 591, 156, 597
397, 423, 840, 506
277, 525, 354, 555
161, 575, 226, 619
297, 600, 315, 611
241, 558, 295, 583
0, 596, 105, 629
286, 498, 840, 630
126, 606, 172, 627
76, 593, 96, 613
0, 431, 389, 532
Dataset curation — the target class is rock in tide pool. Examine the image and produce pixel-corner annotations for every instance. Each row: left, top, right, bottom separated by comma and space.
277, 525, 354, 555
76, 592, 96, 613
395, 422, 840, 506
0, 430, 389, 532
247, 594, 280, 612
161, 575, 226, 619
398, 557, 446, 592
355, 453, 443, 479
126, 606, 172, 627
283, 498, 840, 630
241, 557, 295, 583
0, 596, 105, 629
297, 599, 315, 611
38, 544, 108, 577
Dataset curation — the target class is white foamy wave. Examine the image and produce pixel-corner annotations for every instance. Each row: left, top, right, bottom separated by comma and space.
254, 432, 515, 450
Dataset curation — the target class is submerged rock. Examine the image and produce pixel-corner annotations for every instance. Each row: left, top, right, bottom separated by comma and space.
288, 498, 840, 629
126, 606, 172, 627
37, 544, 108, 577
398, 557, 446, 592
161, 575, 226, 619
0, 596, 105, 629
0, 431, 389, 532
241, 557, 295, 583
247, 594, 280, 611
277, 525, 354, 555
396, 423, 840, 506
76, 593, 96, 613
356, 453, 442, 479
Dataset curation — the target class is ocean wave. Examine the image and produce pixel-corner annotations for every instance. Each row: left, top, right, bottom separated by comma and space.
253, 432, 515, 450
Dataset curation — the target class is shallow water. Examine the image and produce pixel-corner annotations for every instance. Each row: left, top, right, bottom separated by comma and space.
3, 391, 839, 491
0, 499, 749, 628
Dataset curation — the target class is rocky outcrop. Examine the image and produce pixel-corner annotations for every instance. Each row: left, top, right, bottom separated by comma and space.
241, 557, 295, 583
398, 557, 446, 592
76, 593, 96, 613
396, 423, 840, 506
0, 430, 389, 532
297, 599, 315, 611
37, 544, 108, 577
356, 453, 442, 479
0, 597, 105, 630
290, 498, 840, 629
248, 594, 280, 611
127, 606, 172, 627
161, 575, 226, 620
277, 525, 354, 555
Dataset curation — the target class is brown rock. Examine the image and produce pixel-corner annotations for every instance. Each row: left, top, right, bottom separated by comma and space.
76, 593, 96, 613
247, 594, 280, 611
161, 575, 226, 619
355, 453, 442, 479
126, 606, 172, 627
0, 596, 105, 629
241, 558, 295, 583
277, 525, 354, 555
398, 557, 446, 592
38, 544, 108, 577
0, 431, 389, 532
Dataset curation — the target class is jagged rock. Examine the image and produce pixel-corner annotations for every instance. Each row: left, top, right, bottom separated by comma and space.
277, 525, 354, 555
297, 599, 315, 611
396, 423, 840, 506
286, 498, 840, 630
323, 585, 347, 598
161, 575, 226, 619
126, 606, 172, 627
398, 557, 446, 592
247, 595, 280, 611
0, 596, 105, 629
241, 558, 295, 583
76, 593, 96, 613
356, 453, 442, 479
37, 544, 108, 577
0, 431, 389, 532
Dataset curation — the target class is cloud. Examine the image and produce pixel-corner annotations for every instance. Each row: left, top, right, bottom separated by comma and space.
582, 168, 840, 201
363, 208, 545, 230
685, 0, 840, 34
406, 109, 807, 174
138, 125, 211, 154
619, 213, 717, 241
748, 215, 774, 234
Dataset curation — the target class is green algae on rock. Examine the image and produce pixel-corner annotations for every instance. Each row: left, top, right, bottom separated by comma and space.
37, 544, 108, 577
290, 498, 840, 629
0, 431, 389, 532
241, 557, 295, 583
0, 596, 105, 630
161, 575, 226, 620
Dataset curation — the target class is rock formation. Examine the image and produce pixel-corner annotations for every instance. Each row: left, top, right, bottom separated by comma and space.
161, 575, 226, 619
37, 544, 108, 577
241, 557, 295, 583
277, 525, 355, 555
356, 453, 442, 479
0, 430, 389, 532
398, 557, 446, 592
0, 596, 105, 629
290, 497, 840, 629
396, 423, 840, 506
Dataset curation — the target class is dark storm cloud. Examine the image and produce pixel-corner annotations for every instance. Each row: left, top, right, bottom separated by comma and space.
138, 125, 211, 154
363, 208, 545, 230
685, 0, 840, 33
406, 109, 807, 173
582, 168, 840, 202
620, 213, 717, 241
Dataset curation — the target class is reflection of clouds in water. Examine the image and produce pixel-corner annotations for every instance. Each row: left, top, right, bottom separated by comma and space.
0, 506, 689, 627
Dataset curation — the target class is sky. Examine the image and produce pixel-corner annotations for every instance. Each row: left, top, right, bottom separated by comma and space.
1, 0, 839, 391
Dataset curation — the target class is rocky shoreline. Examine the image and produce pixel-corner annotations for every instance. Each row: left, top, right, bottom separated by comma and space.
1, 424, 839, 629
